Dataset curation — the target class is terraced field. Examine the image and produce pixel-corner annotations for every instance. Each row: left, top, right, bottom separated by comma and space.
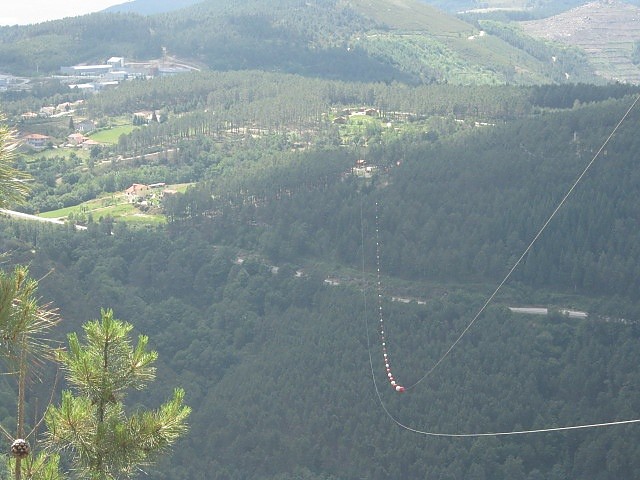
520, 1, 640, 83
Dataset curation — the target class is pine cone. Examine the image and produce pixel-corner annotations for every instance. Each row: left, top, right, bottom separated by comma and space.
11, 439, 30, 459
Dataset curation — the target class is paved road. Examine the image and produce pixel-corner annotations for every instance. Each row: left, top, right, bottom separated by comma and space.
0, 209, 87, 230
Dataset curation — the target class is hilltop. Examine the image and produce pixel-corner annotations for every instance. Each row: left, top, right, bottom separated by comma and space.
520, 0, 640, 83
103, 0, 204, 15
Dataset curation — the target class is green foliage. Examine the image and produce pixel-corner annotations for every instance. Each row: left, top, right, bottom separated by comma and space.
0, 120, 30, 209
479, 20, 598, 84
46, 309, 190, 480
0, 265, 59, 371
7, 452, 64, 480
358, 33, 503, 85
2, 224, 639, 479
0, 266, 62, 480
1, 39, 640, 480
529, 82, 638, 109
0, 14, 161, 76
61, 311, 157, 400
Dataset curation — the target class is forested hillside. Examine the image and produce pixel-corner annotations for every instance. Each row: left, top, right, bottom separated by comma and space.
2, 80, 640, 478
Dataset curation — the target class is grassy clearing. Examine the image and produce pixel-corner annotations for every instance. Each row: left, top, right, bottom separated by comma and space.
38, 192, 166, 225
337, 115, 383, 145
22, 146, 90, 163
170, 183, 194, 193
38, 193, 128, 218
90, 124, 138, 144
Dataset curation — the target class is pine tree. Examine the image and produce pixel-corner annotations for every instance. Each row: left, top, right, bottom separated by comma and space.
0, 117, 30, 208
0, 266, 62, 480
45, 309, 190, 480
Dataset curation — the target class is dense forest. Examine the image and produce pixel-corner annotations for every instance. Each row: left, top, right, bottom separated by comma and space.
3, 79, 640, 478
3, 217, 640, 479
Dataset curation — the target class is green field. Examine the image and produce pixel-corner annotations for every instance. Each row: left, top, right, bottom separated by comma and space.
89, 124, 138, 144
38, 192, 165, 225
22, 146, 90, 163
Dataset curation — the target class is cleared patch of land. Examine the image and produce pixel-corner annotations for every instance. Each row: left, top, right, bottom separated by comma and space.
89, 124, 138, 144
37, 193, 163, 224
37, 183, 193, 225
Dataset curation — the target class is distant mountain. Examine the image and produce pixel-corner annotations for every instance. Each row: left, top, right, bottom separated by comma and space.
103, 0, 204, 16
149, 0, 600, 84
0, 0, 599, 84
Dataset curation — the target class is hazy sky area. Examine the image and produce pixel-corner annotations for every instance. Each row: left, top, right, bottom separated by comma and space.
0, 0, 131, 26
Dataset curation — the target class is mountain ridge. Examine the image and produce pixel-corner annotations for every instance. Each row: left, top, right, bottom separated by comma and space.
103, 0, 204, 15
0, 0, 598, 84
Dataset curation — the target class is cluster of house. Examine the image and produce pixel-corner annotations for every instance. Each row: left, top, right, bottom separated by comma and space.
124, 183, 178, 206
21, 131, 102, 150
66, 132, 101, 150
351, 159, 377, 178
21, 117, 99, 151
21, 99, 85, 120
332, 107, 379, 124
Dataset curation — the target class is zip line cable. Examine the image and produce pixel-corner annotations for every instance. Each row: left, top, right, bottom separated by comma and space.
363, 198, 640, 437
361, 93, 640, 437
373, 201, 405, 392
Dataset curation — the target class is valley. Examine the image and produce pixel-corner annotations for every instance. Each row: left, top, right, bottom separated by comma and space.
1, 1, 640, 479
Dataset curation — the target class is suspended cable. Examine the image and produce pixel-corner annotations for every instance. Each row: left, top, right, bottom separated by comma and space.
406, 92, 640, 390
360, 93, 640, 437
